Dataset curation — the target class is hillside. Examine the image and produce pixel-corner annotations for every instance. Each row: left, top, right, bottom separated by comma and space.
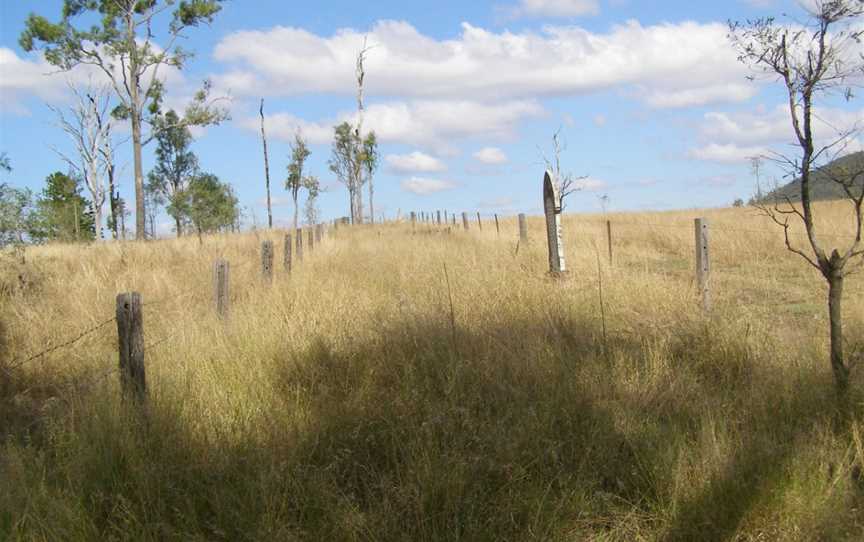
761, 151, 864, 202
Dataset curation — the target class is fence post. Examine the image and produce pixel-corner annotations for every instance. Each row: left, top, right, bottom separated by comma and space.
462, 212, 469, 231
476, 212, 482, 230
695, 218, 711, 311
308, 228, 315, 253
606, 220, 613, 265
296, 228, 303, 262
437, 210, 442, 226
452, 214, 457, 226
284, 233, 292, 273
116, 292, 146, 403
315, 224, 323, 243
543, 171, 566, 275
411, 212, 416, 230
261, 240, 274, 283
518, 213, 528, 243
213, 259, 230, 319
494, 214, 500, 235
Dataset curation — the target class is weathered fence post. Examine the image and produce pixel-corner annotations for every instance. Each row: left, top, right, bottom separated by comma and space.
411, 212, 416, 230
116, 292, 146, 403
494, 214, 500, 235
518, 213, 528, 243
308, 228, 314, 253
261, 240, 274, 283
437, 210, 442, 225
695, 218, 710, 311
606, 220, 613, 265
284, 233, 293, 272
476, 212, 482, 230
543, 171, 566, 275
296, 228, 303, 262
213, 259, 230, 319
462, 212, 469, 231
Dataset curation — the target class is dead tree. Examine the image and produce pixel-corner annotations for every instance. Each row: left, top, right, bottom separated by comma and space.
541, 128, 587, 211
260, 99, 273, 229
730, 0, 864, 395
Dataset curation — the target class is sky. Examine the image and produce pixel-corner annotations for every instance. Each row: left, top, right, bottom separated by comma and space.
1, 0, 862, 234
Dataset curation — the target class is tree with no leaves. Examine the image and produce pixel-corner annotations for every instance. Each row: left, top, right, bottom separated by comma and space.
48, 83, 113, 241
541, 128, 587, 211
20, 0, 228, 240
729, 0, 864, 395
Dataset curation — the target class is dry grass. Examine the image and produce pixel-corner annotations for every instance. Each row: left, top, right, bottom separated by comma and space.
1, 202, 863, 540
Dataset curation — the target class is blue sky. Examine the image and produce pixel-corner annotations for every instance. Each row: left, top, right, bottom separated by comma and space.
1, 0, 861, 233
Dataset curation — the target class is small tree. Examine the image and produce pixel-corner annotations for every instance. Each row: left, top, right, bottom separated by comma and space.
21, 0, 227, 240
541, 128, 587, 211
186, 173, 239, 241
303, 178, 321, 226
286, 131, 312, 232
729, 0, 864, 395
0, 185, 42, 247
37, 171, 95, 242
146, 110, 199, 237
329, 122, 376, 224
362, 132, 379, 223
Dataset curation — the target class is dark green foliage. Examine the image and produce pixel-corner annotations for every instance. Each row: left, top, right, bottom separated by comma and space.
34, 172, 95, 242
186, 173, 239, 236
146, 110, 198, 236
760, 151, 864, 204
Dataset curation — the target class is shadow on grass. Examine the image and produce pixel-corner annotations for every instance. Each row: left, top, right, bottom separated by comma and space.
1, 310, 860, 540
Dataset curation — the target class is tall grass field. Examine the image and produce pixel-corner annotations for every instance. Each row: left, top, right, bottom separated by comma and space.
2, 203, 863, 540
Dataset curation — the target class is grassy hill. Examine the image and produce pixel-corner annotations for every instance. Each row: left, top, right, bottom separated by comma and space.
1, 205, 863, 540
761, 151, 864, 203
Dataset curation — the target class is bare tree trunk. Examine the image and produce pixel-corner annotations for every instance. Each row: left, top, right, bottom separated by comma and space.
174, 215, 183, 237
828, 273, 849, 395
109, 179, 119, 240
293, 195, 299, 232
369, 182, 374, 226
127, 10, 146, 241
260, 99, 273, 229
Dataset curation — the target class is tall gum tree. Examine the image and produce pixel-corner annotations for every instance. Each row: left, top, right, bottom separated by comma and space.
729, 0, 864, 396
20, 0, 228, 240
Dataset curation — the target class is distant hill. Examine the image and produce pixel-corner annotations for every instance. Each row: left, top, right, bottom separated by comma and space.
758, 151, 864, 203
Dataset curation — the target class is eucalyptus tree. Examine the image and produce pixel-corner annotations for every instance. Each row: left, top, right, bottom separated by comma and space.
20, 0, 228, 240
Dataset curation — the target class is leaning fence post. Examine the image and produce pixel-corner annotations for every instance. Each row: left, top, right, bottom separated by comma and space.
695, 218, 710, 311
116, 292, 146, 403
518, 213, 528, 243
543, 171, 566, 275
308, 228, 314, 253
494, 214, 500, 235
213, 259, 230, 319
476, 212, 482, 230
284, 233, 293, 272
261, 240, 274, 283
462, 212, 469, 231
296, 228, 303, 262
606, 220, 613, 265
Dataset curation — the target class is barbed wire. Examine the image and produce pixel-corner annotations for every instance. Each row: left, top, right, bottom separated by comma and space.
5, 315, 116, 374
576, 219, 857, 241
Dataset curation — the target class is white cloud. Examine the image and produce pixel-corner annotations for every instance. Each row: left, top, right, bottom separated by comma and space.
575, 177, 608, 191
213, 19, 756, 109
473, 147, 508, 165
386, 151, 447, 173
687, 143, 770, 163
509, 0, 600, 18
401, 177, 459, 195
242, 99, 543, 151
688, 104, 864, 162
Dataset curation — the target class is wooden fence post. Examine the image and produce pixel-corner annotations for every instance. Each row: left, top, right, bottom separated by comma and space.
462, 212, 469, 231
695, 218, 710, 311
116, 292, 146, 403
284, 233, 292, 272
494, 214, 500, 235
308, 228, 314, 253
316, 224, 323, 243
437, 210, 442, 225
261, 240, 274, 283
452, 214, 457, 226
476, 212, 482, 230
543, 171, 566, 275
518, 213, 528, 243
411, 212, 416, 230
213, 259, 230, 319
296, 228, 303, 262
606, 220, 613, 265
